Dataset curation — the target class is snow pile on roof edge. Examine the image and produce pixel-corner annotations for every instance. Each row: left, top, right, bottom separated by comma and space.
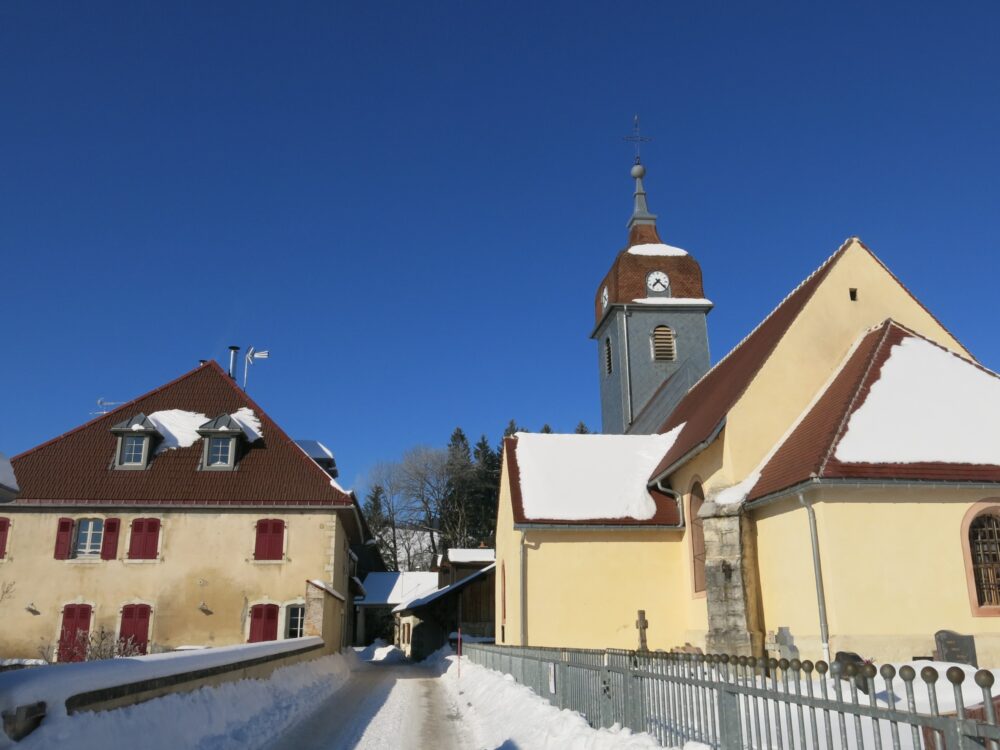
627, 243, 688, 257
146, 410, 209, 454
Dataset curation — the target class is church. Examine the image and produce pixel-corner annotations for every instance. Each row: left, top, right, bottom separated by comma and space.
493, 157, 1000, 664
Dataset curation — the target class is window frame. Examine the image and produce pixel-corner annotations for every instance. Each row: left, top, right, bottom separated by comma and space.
114, 434, 151, 470
73, 518, 105, 559
285, 603, 306, 639
688, 480, 707, 598
962, 500, 1000, 616
202, 435, 237, 471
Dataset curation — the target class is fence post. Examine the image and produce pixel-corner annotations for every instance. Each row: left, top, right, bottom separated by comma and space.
718, 684, 743, 750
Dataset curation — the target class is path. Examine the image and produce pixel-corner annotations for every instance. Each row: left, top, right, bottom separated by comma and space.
274, 658, 473, 750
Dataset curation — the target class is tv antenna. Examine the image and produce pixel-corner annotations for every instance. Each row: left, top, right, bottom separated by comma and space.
91, 397, 125, 416
243, 346, 270, 391
623, 114, 652, 164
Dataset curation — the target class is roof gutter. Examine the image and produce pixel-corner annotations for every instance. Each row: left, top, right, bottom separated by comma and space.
648, 417, 726, 487
746, 477, 1000, 510
513, 522, 683, 531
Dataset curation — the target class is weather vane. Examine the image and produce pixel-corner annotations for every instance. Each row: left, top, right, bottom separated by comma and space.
623, 114, 652, 164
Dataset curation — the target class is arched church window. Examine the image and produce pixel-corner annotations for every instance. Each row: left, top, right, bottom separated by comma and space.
970, 512, 1000, 606
604, 338, 613, 375
652, 326, 676, 361
690, 482, 706, 593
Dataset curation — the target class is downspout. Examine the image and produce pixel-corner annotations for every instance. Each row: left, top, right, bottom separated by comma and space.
653, 479, 684, 527
623, 305, 633, 427
798, 492, 830, 662
519, 530, 528, 646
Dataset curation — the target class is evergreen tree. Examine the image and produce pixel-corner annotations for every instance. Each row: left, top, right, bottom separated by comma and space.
575, 421, 591, 434
470, 435, 501, 545
362, 484, 398, 571
540, 423, 553, 433
442, 427, 475, 548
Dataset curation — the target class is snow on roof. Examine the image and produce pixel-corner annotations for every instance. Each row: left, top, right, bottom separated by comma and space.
357, 572, 440, 606
393, 563, 496, 614
231, 407, 264, 443
0, 453, 17, 492
146, 410, 209, 454
307, 579, 346, 601
631, 297, 713, 306
514, 426, 684, 521
447, 548, 495, 564
626, 243, 688, 257
835, 335, 1000, 465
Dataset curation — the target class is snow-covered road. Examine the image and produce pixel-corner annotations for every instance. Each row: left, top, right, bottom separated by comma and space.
274, 659, 472, 749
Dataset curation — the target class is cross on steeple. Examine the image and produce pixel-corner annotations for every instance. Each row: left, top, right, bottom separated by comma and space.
623, 114, 652, 164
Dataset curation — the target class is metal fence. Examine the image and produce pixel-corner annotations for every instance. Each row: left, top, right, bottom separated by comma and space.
462, 643, 1000, 750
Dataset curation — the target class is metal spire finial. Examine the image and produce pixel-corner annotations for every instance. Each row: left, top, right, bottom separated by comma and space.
624, 115, 657, 230
623, 114, 652, 164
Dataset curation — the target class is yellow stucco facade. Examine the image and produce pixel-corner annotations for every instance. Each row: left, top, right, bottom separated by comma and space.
0, 508, 354, 659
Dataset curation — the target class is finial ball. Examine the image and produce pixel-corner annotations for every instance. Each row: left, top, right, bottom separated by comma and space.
631, 163, 646, 179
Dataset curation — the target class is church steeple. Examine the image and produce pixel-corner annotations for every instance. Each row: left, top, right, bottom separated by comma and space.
627, 160, 658, 231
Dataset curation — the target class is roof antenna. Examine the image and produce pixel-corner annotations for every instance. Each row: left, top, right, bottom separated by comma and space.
91, 397, 124, 416
243, 346, 270, 391
228, 346, 240, 379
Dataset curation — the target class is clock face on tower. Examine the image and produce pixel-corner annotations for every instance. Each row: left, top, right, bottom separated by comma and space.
601, 286, 609, 309
646, 270, 670, 295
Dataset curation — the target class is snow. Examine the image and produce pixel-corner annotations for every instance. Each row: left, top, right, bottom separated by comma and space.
356, 571, 439, 606
0, 659, 45, 667
145, 409, 209, 454
354, 639, 407, 664
0, 453, 17, 492
10, 651, 351, 750
307, 579, 346, 602
631, 297, 713, 306
627, 243, 689, 257
0, 637, 323, 726
836, 335, 1000, 465
514, 425, 685, 521
230, 407, 263, 443
446, 548, 495, 564
711, 470, 763, 507
393, 563, 495, 613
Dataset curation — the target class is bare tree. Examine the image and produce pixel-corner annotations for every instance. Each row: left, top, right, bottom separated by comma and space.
398, 446, 450, 557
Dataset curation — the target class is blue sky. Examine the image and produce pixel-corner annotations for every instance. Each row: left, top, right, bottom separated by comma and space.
1, 2, 997, 493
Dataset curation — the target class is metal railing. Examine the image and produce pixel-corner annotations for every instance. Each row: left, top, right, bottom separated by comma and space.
462, 643, 1000, 749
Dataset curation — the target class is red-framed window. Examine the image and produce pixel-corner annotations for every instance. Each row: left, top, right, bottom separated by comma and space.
127, 519, 161, 560
119, 604, 152, 654
253, 519, 284, 561
248, 603, 279, 642
0, 517, 9, 559
58, 604, 92, 662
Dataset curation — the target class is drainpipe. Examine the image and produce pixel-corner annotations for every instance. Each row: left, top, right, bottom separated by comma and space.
654, 479, 684, 527
622, 305, 633, 427
798, 492, 831, 662
519, 530, 528, 646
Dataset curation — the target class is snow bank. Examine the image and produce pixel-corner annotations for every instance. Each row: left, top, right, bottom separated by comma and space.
354, 639, 407, 665
446, 548, 495, 564
627, 243, 688, 257
12, 651, 350, 750
0, 637, 323, 722
836, 336, 1000, 465
146, 410, 209, 453
230, 407, 263, 443
515, 425, 684, 521
442, 654, 677, 749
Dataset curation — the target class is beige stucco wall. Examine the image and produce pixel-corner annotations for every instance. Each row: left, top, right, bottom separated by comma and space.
753, 488, 1000, 664
0, 508, 350, 659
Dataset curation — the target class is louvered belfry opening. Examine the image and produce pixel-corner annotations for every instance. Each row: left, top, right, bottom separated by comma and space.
971, 513, 1000, 606
652, 325, 676, 361
604, 338, 613, 374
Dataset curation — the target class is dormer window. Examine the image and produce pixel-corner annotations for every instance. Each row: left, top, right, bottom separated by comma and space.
197, 415, 245, 471
110, 414, 160, 470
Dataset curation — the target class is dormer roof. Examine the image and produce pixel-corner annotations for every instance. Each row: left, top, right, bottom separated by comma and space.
109, 413, 159, 435
197, 414, 245, 436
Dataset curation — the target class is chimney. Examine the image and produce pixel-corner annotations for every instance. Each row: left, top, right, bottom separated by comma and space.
228, 346, 240, 379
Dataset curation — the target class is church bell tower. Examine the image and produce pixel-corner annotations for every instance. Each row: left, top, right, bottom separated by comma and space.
591, 158, 712, 434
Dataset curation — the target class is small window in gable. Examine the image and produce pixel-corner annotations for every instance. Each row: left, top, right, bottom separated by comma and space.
652, 326, 676, 361
110, 414, 160, 470
197, 415, 245, 471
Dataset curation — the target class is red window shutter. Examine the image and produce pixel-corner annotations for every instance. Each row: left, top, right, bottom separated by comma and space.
120, 604, 151, 654
263, 604, 279, 641
101, 518, 120, 560
128, 519, 145, 559
0, 518, 9, 559
129, 519, 160, 560
248, 604, 278, 642
143, 519, 160, 560
58, 604, 92, 662
54, 518, 74, 560
254, 520, 268, 560
269, 520, 284, 560
254, 519, 283, 561
249, 605, 264, 642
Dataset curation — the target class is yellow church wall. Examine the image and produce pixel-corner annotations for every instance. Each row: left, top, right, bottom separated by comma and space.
752, 488, 1000, 664
494, 454, 523, 645
0, 509, 348, 659
723, 240, 969, 483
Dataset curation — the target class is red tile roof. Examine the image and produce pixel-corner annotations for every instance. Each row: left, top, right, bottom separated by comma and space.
504, 436, 681, 526
749, 321, 1000, 501
10, 361, 354, 508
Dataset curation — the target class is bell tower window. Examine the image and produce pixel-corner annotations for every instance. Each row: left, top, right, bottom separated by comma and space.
652, 325, 676, 361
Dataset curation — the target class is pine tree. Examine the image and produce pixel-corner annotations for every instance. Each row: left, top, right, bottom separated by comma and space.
470, 435, 501, 545
540, 423, 553, 433
575, 421, 591, 434
442, 428, 474, 549
363, 484, 398, 571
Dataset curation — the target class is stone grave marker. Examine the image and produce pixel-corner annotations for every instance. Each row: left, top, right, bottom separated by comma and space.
934, 630, 978, 668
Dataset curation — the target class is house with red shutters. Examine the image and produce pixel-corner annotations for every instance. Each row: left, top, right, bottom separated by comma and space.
0, 360, 372, 661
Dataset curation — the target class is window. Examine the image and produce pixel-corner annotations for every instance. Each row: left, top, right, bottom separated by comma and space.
0, 517, 9, 559
652, 325, 676, 361
971, 513, 1000, 607
128, 519, 161, 560
254, 519, 285, 561
207, 437, 232, 467
690, 482, 706, 594
604, 338, 613, 375
74, 519, 104, 557
119, 604, 152, 654
58, 604, 92, 662
120, 436, 147, 466
249, 603, 279, 642
286, 605, 305, 638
